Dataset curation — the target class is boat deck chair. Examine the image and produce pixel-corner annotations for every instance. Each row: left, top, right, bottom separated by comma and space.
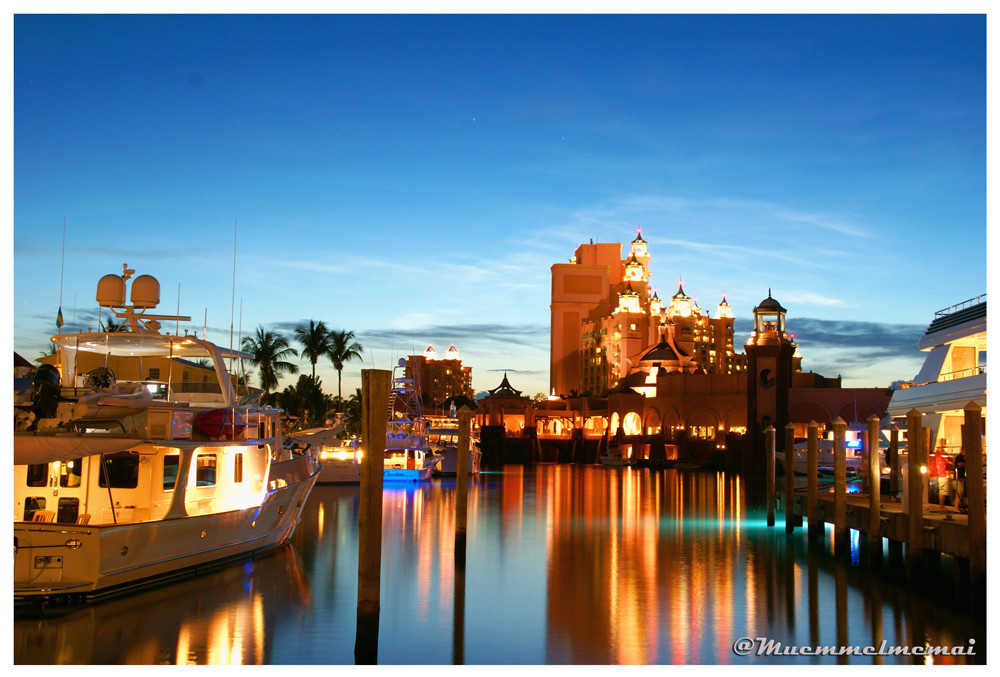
31, 510, 56, 523
76, 514, 92, 525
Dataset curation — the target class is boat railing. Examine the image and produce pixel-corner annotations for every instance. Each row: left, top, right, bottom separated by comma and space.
939, 364, 987, 382
902, 363, 987, 389
934, 294, 986, 318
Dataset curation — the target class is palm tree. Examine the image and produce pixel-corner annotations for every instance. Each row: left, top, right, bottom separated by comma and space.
241, 325, 299, 396
294, 320, 331, 380
105, 317, 128, 332
327, 329, 364, 405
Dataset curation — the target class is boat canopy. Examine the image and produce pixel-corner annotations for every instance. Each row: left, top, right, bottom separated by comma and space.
51, 332, 253, 360
15, 435, 162, 465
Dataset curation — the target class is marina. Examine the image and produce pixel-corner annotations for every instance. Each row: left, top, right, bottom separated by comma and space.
12, 14, 987, 668
13, 464, 985, 665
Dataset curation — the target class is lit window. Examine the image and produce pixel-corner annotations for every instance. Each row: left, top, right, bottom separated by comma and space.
195, 454, 217, 487
163, 455, 179, 491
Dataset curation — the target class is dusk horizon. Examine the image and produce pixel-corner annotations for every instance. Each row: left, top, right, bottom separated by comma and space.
12, 12, 987, 400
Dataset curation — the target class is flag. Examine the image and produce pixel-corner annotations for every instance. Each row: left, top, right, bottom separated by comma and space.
56, 306, 64, 329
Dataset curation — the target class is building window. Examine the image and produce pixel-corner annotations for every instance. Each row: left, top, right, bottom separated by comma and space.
148, 367, 160, 380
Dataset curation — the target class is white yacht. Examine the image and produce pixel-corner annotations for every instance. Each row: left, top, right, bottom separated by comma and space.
887, 294, 987, 453
427, 414, 482, 476
384, 359, 443, 481
290, 426, 362, 484
13, 266, 321, 603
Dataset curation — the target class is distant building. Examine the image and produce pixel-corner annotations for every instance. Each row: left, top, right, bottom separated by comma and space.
551, 230, 758, 397
406, 344, 473, 412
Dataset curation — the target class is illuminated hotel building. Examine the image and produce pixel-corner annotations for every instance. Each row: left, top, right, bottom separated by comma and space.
406, 344, 474, 410
552, 230, 749, 397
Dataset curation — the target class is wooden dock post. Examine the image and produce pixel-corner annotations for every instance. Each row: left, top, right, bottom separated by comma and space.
455, 405, 471, 564
765, 425, 776, 527
963, 401, 985, 596
832, 417, 848, 551
905, 409, 924, 574
806, 421, 821, 541
866, 414, 882, 560
888, 425, 900, 496
784, 422, 797, 533
355, 369, 390, 665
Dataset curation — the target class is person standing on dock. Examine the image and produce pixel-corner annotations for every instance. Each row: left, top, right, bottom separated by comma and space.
930, 444, 953, 512
952, 449, 967, 513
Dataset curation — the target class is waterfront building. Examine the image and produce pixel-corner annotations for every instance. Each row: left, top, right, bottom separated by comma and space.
478, 372, 534, 433
406, 344, 474, 413
552, 230, 748, 398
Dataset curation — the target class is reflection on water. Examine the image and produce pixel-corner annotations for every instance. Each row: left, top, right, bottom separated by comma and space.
15, 465, 985, 665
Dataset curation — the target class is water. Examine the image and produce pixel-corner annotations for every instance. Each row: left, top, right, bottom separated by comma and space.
14, 464, 985, 665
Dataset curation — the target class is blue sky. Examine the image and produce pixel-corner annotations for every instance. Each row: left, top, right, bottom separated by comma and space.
11, 12, 988, 399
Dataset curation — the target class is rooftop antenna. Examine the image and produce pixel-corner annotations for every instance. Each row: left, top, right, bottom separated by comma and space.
57, 217, 66, 335
175, 283, 181, 335
229, 219, 237, 375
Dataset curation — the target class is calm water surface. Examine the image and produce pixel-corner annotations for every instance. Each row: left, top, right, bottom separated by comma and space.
14, 464, 985, 665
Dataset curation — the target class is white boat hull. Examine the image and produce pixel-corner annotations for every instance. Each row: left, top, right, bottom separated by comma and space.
14, 454, 318, 602
435, 447, 482, 476
383, 466, 435, 482
317, 460, 361, 484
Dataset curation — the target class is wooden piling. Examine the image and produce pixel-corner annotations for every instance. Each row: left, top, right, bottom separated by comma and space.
832, 417, 848, 551
807, 421, 821, 541
963, 401, 985, 595
355, 369, 390, 665
784, 422, 796, 533
888, 425, 900, 496
765, 425, 775, 527
922, 425, 932, 505
867, 415, 881, 559
905, 409, 924, 572
455, 405, 471, 564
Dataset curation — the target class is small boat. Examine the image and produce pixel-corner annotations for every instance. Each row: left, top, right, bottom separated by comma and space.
290, 426, 362, 484
384, 359, 443, 482
599, 443, 636, 467
427, 414, 481, 476
13, 266, 321, 604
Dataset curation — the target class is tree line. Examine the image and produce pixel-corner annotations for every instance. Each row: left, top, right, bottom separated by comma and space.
240, 320, 364, 432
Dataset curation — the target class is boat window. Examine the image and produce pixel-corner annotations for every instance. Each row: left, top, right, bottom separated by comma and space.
98, 452, 140, 489
25, 464, 48, 488
57, 497, 80, 523
23, 497, 45, 521
196, 454, 217, 486
59, 458, 83, 488
234, 452, 244, 484
163, 455, 180, 491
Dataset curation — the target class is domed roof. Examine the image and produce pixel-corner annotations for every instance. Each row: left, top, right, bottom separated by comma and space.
637, 340, 683, 364
754, 289, 786, 313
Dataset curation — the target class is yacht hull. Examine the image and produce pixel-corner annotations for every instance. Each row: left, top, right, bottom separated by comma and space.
14, 455, 318, 603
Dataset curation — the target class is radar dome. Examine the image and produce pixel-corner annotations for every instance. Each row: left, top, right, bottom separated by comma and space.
96, 274, 125, 308
130, 274, 160, 309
